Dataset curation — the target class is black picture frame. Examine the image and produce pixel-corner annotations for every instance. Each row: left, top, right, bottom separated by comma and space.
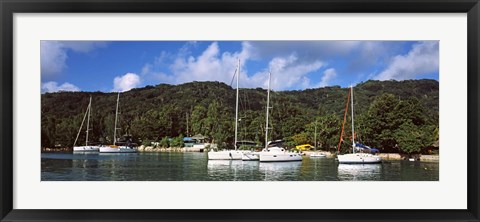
1, 0, 479, 221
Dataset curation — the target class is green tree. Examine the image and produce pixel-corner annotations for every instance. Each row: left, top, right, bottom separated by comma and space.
40, 80, 439, 151
248, 114, 266, 146
201, 100, 235, 148
190, 105, 207, 136
305, 114, 341, 150
358, 93, 401, 151
291, 132, 310, 146
170, 135, 184, 148
394, 121, 424, 153
130, 109, 163, 142
359, 94, 436, 153
204, 100, 221, 140
433, 126, 439, 143
396, 96, 426, 126
160, 136, 170, 148
142, 139, 152, 146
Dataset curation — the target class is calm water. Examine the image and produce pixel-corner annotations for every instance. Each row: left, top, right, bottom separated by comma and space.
41, 152, 439, 181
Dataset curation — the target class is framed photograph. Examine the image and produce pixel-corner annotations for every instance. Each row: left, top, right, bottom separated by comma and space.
1, 0, 479, 221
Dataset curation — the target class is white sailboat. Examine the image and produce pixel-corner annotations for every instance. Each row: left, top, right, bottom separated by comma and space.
99, 93, 137, 153
259, 72, 302, 162
208, 59, 246, 160
73, 96, 100, 153
337, 86, 381, 164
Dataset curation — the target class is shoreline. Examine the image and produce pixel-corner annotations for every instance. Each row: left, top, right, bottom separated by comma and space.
41, 147, 439, 162
137, 145, 205, 152
303, 151, 438, 162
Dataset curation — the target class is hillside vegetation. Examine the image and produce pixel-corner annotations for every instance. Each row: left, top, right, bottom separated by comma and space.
41, 79, 439, 154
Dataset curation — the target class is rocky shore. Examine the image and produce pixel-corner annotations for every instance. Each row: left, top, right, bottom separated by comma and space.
303, 151, 438, 162
137, 145, 205, 152
377, 153, 439, 162
42, 147, 72, 152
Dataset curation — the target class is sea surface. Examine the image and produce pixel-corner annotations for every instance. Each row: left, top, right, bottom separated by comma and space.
41, 152, 439, 181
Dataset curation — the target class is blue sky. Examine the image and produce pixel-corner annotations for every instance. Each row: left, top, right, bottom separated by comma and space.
41, 41, 439, 93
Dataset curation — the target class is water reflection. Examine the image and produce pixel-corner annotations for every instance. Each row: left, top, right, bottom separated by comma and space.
259, 161, 302, 181
337, 164, 382, 181
301, 157, 339, 181
207, 160, 259, 181
42, 153, 438, 181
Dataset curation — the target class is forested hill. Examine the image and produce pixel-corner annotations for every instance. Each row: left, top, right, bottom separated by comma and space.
41, 79, 439, 153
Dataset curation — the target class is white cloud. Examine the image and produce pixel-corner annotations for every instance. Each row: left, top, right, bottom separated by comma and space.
178, 41, 198, 57
142, 41, 324, 90
247, 41, 362, 62
41, 42, 68, 78
113, 73, 141, 92
141, 63, 153, 76
165, 42, 249, 85
316, 68, 337, 88
249, 41, 413, 77
60, 41, 107, 53
41, 41, 107, 79
374, 41, 439, 80
248, 54, 324, 90
42, 81, 80, 93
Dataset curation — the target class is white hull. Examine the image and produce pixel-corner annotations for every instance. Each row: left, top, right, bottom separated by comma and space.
337, 153, 381, 164
259, 147, 302, 162
208, 150, 244, 160
73, 146, 99, 152
242, 152, 260, 161
260, 153, 303, 162
99, 146, 137, 153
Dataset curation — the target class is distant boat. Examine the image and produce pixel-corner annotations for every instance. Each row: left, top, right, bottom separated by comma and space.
260, 141, 302, 162
99, 93, 137, 153
208, 59, 246, 160
73, 96, 99, 153
310, 153, 326, 158
337, 86, 381, 164
99, 144, 137, 153
259, 72, 302, 162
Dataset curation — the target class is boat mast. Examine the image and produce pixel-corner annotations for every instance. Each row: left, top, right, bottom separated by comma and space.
350, 86, 355, 154
265, 71, 271, 150
73, 100, 90, 147
113, 93, 120, 145
234, 59, 240, 150
337, 88, 350, 153
314, 121, 317, 151
85, 96, 92, 146
186, 113, 189, 137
